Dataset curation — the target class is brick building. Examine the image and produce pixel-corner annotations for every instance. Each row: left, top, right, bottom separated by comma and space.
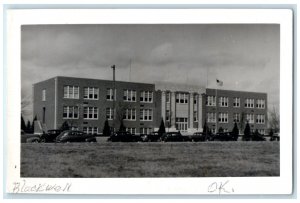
33, 76, 268, 135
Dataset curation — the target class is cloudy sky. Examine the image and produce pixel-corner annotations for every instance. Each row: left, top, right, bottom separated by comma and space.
21, 24, 279, 120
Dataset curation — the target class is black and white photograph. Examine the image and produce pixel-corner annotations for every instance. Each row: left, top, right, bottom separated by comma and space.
20, 23, 280, 178
5, 8, 293, 195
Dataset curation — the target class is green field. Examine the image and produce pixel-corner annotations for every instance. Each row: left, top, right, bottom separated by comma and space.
21, 141, 279, 177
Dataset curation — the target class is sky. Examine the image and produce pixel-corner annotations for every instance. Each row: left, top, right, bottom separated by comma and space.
21, 24, 279, 121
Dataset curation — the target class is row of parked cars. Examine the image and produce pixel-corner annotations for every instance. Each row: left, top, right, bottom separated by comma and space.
21, 129, 97, 143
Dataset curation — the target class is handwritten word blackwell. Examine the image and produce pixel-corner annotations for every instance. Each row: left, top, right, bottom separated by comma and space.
208, 180, 234, 194
12, 180, 72, 193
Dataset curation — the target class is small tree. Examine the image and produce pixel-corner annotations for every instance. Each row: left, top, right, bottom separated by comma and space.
103, 120, 111, 137
26, 120, 32, 133
232, 122, 239, 137
158, 119, 166, 136
21, 115, 26, 132
31, 115, 37, 133
218, 127, 224, 133
269, 128, 274, 137
60, 121, 70, 131
203, 121, 209, 135
243, 122, 251, 141
119, 120, 126, 132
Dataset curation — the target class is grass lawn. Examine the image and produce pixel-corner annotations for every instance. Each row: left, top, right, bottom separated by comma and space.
21, 141, 279, 177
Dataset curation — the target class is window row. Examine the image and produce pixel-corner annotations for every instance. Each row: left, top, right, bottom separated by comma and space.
206, 113, 265, 124
205, 96, 265, 109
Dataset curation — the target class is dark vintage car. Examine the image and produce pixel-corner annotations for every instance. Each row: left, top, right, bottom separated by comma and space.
107, 131, 142, 142
141, 131, 162, 142
160, 131, 189, 142
21, 130, 41, 143
270, 133, 280, 141
251, 132, 266, 141
189, 132, 207, 142
55, 130, 97, 143
210, 132, 238, 141
40, 129, 62, 143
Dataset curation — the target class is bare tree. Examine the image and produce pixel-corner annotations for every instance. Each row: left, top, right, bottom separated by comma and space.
239, 111, 246, 134
115, 101, 133, 130
21, 95, 32, 116
269, 106, 280, 133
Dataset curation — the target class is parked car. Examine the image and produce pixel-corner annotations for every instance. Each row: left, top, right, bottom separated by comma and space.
55, 130, 97, 143
189, 132, 207, 142
270, 133, 280, 141
160, 131, 188, 142
210, 132, 238, 141
141, 131, 162, 142
107, 131, 142, 142
21, 130, 41, 143
40, 129, 62, 143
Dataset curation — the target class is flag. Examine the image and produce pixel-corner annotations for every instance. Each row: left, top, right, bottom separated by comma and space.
216, 79, 223, 86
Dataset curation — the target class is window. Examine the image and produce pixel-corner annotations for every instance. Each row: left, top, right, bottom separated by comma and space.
123, 90, 136, 102
219, 97, 228, 107
207, 112, 216, 123
123, 109, 136, 121
233, 113, 240, 123
83, 107, 98, 119
140, 109, 153, 121
176, 93, 188, 104
42, 89, 46, 101
194, 95, 198, 104
256, 114, 265, 124
166, 92, 170, 103
63, 86, 79, 99
193, 111, 198, 122
246, 114, 255, 123
245, 98, 255, 108
218, 113, 228, 123
233, 97, 240, 107
206, 96, 216, 106
140, 91, 153, 103
175, 117, 188, 131
140, 128, 152, 134
106, 88, 116, 101
256, 99, 265, 109
166, 110, 170, 121
83, 127, 98, 134
126, 128, 136, 135
63, 106, 79, 119
211, 128, 216, 134
106, 108, 113, 120
84, 87, 99, 100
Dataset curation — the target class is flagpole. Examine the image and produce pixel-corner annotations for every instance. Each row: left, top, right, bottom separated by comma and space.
216, 86, 218, 133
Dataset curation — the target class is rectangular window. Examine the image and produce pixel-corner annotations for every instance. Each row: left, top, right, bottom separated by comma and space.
175, 117, 188, 132
206, 112, 216, 123
246, 114, 255, 123
106, 88, 116, 101
63, 106, 79, 119
166, 92, 170, 103
106, 108, 113, 120
218, 113, 228, 123
256, 99, 266, 109
124, 109, 136, 121
83, 107, 98, 119
245, 98, 255, 108
166, 110, 170, 121
84, 87, 99, 100
206, 96, 216, 106
140, 109, 153, 121
123, 90, 136, 102
140, 128, 152, 135
126, 128, 136, 135
258, 129, 265, 135
63, 86, 79, 99
140, 91, 153, 103
233, 113, 240, 123
256, 114, 265, 124
83, 127, 98, 134
194, 96, 198, 104
233, 97, 240, 107
193, 111, 198, 122
176, 93, 188, 104
219, 97, 228, 107
42, 89, 46, 101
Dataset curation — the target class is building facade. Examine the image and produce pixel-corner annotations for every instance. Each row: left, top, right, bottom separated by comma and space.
33, 76, 268, 135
